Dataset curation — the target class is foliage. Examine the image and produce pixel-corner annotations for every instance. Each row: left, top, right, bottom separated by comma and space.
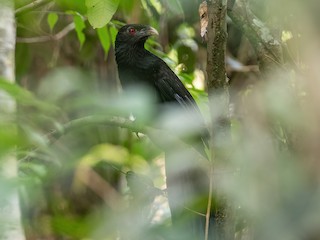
86, 0, 120, 28
0, 0, 319, 239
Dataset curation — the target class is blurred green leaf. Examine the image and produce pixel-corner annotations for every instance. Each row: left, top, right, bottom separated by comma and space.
0, 78, 59, 114
97, 26, 110, 56
79, 143, 129, 167
19, 162, 47, 179
166, 0, 183, 15
0, 123, 19, 153
73, 14, 86, 49
19, 125, 49, 148
52, 215, 92, 238
147, 0, 162, 14
47, 12, 58, 31
85, 0, 119, 28
118, 0, 135, 13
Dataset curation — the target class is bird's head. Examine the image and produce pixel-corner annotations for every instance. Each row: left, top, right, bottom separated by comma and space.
115, 24, 159, 47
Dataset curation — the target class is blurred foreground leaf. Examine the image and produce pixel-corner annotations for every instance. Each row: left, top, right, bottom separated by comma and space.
0, 123, 19, 153
52, 215, 92, 238
80, 143, 129, 166
0, 78, 59, 114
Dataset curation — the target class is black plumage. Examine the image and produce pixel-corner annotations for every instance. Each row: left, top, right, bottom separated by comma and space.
115, 25, 194, 102
115, 24, 208, 153
115, 24, 213, 239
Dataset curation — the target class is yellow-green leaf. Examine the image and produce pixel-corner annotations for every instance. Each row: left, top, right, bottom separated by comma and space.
97, 27, 110, 55
73, 14, 86, 48
109, 24, 118, 47
85, 0, 119, 29
47, 13, 59, 31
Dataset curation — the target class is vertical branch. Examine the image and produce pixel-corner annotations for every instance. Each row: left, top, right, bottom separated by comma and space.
0, 0, 25, 239
206, 0, 233, 239
206, 0, 230, 143
15, 0, 52, 16
204, 165, 214, 240
206, 0, 228, 92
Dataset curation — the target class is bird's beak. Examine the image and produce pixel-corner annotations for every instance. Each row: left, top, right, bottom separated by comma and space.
145, 26, 159, 36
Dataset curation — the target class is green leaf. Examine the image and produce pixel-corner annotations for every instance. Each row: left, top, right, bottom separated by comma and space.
119, 0, 135, 13
97, 27, 110, 55
73, 14, 86, 48
47, 13, 59, 31
109, 24, 118, 47
55, 0, 87, 14
0, 123, 19, 153
52, 215, 91, 238
85, 0, 119, 29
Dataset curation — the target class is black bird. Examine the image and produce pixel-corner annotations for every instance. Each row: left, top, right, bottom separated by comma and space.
115, 24, 208, 152
115, 24, 213, 239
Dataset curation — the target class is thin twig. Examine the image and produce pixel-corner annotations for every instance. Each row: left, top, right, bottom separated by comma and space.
184, 207, 206, 217
204, 164, 214, 240
19, 116, 141, 162
15, 0, 52, 16
19, 115, 206, 163
16, 22, 75, 43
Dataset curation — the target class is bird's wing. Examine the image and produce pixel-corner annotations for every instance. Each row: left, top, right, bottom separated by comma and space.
154, 62, 197, 109
154, 62, 209, 151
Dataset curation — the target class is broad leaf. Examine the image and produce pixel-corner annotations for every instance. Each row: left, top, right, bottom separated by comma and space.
85, 0, 119, 29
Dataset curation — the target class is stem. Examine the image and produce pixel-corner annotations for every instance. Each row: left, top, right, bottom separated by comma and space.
204, 164, 214, 240
16, 22, 75, 43
20, 115, 206, 163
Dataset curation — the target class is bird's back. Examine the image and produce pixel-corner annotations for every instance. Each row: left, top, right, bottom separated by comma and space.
117, 47, 209, 154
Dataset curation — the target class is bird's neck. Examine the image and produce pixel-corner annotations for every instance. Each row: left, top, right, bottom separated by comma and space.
115, 42, 151, 66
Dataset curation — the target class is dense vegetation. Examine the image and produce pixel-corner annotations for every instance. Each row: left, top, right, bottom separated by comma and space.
1, 0, 320, 239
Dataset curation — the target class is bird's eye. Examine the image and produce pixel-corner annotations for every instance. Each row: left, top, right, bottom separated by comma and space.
128, 28, 136, 35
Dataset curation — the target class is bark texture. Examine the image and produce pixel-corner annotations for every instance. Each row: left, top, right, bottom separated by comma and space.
206, 0, 230, 143
227, 0, 283, 75
0, 0, 25, 239
206, 0, 233, 239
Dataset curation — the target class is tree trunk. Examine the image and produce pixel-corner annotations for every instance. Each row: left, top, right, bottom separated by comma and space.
206, 0, 234, 239
0, 0, 25, 239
